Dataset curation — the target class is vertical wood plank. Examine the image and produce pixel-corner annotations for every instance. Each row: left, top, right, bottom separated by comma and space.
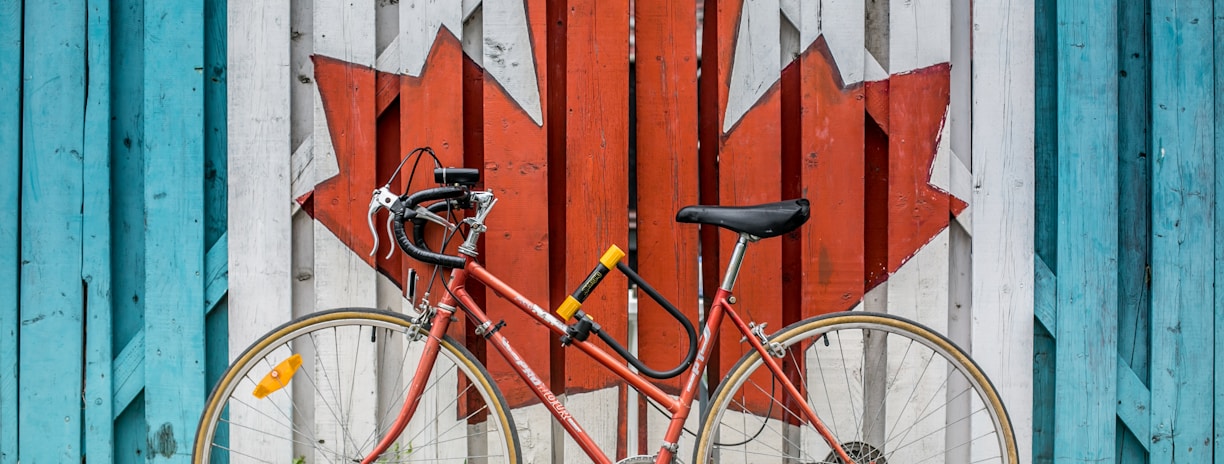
311, 1, 378, 459
227, 0, 293, 458
562, 0, 630, 457
82, 0, 114, 460
1031, 0, 1057, 459
971, 0, 1035, 462
1053, 0, 1118, 459
19, 0, 87, 461
797, 0, 865, 320
1116, 0, 1150, 459
1147, 0, 1214, 459
633, 0, 700, 449
480, 2, 556, 461
1215, 0, 1224, 452
715, 0, 784, 388
110, 0, 149, 456
0, 0, 17, 461
202, 0, 229, 418
142, 1, 206, 460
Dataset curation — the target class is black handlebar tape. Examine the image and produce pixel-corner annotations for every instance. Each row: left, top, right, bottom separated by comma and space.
411, 200, 454, 252
391, 186, 469, 269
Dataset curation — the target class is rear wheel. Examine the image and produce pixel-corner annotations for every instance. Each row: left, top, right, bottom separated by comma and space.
193, 308, 520, 463
694, 312, 1017, 464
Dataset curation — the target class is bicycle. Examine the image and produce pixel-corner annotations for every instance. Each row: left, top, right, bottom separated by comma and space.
194, 151, 1017, 464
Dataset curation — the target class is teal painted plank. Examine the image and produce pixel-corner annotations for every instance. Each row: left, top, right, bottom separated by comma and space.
1054, 0, 1119, 461
1034, 256, 1055, 334
1148, 0, 1215, 460
1032, 323, 1055, 464
204, 233, 228, 313
19, 0, 88, 461
112, 331, 144, 420
1117, 1, 1151, 461
1214, 0, 1224, 458
82, 0, 114, 461
142, 1, 206, 460
0, 0, 20, 462
1115, 355, 1151, 452
1034, 0, 1058, 270
110, 0, 148, 457
204, 0, 226, 249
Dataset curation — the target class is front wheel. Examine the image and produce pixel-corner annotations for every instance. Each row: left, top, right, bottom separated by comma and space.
193, 308, 520, 463
694, 312, 1017, 464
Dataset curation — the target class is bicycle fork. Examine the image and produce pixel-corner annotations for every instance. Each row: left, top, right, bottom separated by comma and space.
360, 306, 455, 464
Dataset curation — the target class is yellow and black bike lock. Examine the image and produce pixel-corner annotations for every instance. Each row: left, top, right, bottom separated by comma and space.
556, 245, 626, 321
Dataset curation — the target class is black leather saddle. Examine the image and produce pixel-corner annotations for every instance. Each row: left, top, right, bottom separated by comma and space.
675, 199, 810, 238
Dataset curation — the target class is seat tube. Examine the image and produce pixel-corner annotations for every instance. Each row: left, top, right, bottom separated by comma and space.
720, 233, 752, 292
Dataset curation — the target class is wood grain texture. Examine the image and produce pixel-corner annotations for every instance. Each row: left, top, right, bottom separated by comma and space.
0, 0, 18, 461
797, 1, 865, 320
1053, 0, 1118, 459
482, 0, 555, 417
1148, 0, 1214, 459
970, 0, 1034, 461
1031, 0, 1056, 457
633, 0, 699, 395
562, 0, 630, 457
82, 0, 114, 460
227, 0, 293, 457
18, 0, 86, 460
142, 1, 207, 459
1115, 6, 1150, 462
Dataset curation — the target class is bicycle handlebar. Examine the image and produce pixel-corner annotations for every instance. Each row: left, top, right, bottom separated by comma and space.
391, 186, 470, 269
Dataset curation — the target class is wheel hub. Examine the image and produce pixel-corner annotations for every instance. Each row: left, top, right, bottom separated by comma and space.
821, 441, 887, 464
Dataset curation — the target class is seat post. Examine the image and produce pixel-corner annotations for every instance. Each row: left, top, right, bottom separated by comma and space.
720, 233, 753, 292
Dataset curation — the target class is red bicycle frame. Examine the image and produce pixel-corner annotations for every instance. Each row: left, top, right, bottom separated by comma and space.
364, 241, 853, 464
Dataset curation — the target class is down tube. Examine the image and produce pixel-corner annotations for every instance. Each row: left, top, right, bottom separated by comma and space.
449, 285, 613, 464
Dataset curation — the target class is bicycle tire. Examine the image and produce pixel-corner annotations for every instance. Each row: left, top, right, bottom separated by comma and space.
693, 312, 1017, 464
193, 308, 520, 464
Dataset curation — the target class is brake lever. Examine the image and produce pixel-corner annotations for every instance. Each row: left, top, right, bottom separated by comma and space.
367, 188, 401, 257
413, 205, 457, 231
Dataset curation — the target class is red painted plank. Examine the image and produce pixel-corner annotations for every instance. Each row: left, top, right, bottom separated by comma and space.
799, 42, 865, 319
633, 0, 699, 396
398, 32, 467, 342
712, 0, 784, 386
562, 0, 630, 396
482, 0, 553, 409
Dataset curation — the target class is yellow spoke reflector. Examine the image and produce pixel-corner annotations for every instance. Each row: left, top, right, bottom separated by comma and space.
252, 353, 303, 399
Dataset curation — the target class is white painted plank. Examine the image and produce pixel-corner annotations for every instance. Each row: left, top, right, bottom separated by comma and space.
227, 0, 294, 459
483, 0, 543, 125
887, 0, 951, 74
312, 0, 379, 461
722, 0, 781, 132
400, 0, 462, 76
971, 0, 1035, 461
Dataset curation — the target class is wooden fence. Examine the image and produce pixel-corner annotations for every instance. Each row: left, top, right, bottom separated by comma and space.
1032, 0, 1224, 461
229, 0, 1033, 462
0, 0, 227, 462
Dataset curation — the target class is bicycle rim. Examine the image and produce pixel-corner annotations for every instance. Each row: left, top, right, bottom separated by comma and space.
694, 312, 1017, 464
193, 309, 519, 464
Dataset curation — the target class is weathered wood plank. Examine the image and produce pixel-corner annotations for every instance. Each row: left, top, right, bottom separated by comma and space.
1115, 355, 1151, 453
633, 0, 700, 452
562, 0, 630, 458
1148, 0, 1214, 459
82, 0, 114, 460
202, 0, 229, 402
1031, 0, 1056, 458
112, 331, 145, 420
1116, 0, 1149, 460
110, 0, 149, 452
1216, 1, 1224, 456
142, 1, 207, 459
310, 1, 378, 461
0, 0, 17, 460
1053, 0, 1118, 459
797, 0, 865, 320
18, 0, 87, 461
970, 0, 1035, 461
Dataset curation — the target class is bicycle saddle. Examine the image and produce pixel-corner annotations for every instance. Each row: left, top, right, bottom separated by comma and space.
675, 198, 810, 238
